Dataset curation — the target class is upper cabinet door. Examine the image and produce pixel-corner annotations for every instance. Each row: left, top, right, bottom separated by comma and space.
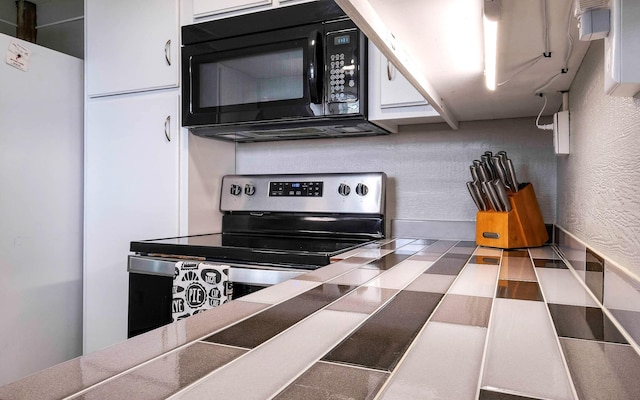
193, 0, 272, 18
86, 0, 179, 97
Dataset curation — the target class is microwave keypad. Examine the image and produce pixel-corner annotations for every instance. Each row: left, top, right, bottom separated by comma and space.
330, 54, 348, 101
326, 30, 358, 111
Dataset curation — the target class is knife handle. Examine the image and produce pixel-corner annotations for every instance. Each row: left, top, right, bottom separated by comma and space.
506, 159, 520, 192
493, 179, 512, 212
466, 181, 484, 211
482, 181, 502, 211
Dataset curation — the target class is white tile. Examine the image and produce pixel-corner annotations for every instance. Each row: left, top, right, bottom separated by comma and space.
296, 259, 367, 282
365, 260, 433, 290
536, 268, 597, 307
405, 274, 456, 294
482, 299, 575, 400
448, 264, 499, 298
237, 279, 319, 305
397, 244, 429, 253
172, 310, 368, 400
529, 246, 560, 260
605, 266, 640, 312
353, 249, 393, 259
328, 268, 381, 286
474, 247, 503, 257
379, 322, 486, 400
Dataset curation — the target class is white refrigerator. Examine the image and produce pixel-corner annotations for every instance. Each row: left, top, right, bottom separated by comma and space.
0, 33, 83, 386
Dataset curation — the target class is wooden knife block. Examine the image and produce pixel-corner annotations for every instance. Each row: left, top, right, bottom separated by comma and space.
475, 183, 548, 249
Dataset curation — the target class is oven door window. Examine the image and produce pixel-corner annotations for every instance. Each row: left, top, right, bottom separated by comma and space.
188, 36, 324, 125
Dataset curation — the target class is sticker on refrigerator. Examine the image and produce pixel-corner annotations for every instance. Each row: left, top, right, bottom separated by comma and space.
6, 41, 31, 72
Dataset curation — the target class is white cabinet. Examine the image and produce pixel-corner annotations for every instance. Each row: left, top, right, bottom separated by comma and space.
84, 91, 180, 353
193, 0, 272, 18
192, 0, 316, 20
86, 0, 179, 97
368, 43, 440, 133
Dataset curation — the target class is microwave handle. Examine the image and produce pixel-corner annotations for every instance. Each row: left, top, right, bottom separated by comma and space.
308, 31, 323, 104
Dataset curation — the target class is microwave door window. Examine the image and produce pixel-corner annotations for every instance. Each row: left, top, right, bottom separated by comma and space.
199, 48, 304, 108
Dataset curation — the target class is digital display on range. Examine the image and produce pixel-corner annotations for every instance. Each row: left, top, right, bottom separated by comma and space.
269, 181, 323, 197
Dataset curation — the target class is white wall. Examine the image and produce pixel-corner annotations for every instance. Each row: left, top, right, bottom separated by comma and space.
188, 134, 236, 235
558, 40, 640, 277
236, 117, 557, 227
0, 34, 83, 385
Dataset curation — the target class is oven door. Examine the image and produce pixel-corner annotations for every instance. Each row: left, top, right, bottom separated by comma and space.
182, 24, 325, 127
127, 255, 305, 337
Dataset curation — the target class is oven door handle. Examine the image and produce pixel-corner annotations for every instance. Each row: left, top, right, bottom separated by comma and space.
308, 30, 324, 104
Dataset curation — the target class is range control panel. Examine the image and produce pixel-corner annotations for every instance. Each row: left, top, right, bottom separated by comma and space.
220, 172, 386, 214
269, 181, 323, 197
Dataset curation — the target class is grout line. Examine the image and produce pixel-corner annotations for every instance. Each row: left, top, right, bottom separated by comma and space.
528, 249, 580, 400
551, 243, 640, 359
474, 247, 502, 400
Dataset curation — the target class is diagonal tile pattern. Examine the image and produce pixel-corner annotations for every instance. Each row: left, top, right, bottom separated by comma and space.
3, 239, 640, 400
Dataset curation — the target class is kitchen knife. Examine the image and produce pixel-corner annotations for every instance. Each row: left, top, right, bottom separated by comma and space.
506, 158, 520, 192
491, 156, 509, 188
498, 153, 517, 190
470, 165, 480, 182
492, 179, 512, 212
480, 155, 494, 179
472, 180, 490, 210
476, 162, 490, 182
466, 181, 485, 211
482, 180, 502, 211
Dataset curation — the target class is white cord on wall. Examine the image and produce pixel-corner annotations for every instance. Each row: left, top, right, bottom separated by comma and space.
536, 95, 554, 130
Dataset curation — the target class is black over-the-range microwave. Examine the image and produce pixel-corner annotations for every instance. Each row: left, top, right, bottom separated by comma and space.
181, 0, 389, 142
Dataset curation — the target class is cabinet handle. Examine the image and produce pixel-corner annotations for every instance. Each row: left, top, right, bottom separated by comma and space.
164, 116, 171, 142
387, 60, 395, 81
165, 39, 171, 66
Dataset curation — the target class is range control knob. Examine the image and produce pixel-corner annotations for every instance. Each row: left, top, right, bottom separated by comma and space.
338, 183, 351, 196
355, 183, 369, 196
230, 184, 242, 196
244, 184, 256, 196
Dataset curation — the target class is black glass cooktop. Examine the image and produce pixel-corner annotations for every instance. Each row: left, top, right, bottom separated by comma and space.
130, 233, 373, 268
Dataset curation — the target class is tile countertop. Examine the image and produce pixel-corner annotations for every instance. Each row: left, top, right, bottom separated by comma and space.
2, 239, 640, 400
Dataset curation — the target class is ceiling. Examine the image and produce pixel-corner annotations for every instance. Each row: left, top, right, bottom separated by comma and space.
366, 0, 591, 124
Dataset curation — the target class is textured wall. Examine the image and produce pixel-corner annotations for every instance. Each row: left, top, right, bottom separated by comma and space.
558, 40, 640, 277
236, 118, 557, 226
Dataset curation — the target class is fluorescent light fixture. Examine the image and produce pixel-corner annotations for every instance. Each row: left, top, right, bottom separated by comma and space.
483, 15, 498, 91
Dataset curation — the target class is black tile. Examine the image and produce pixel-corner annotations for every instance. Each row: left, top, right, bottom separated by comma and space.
547, 303, 628, 344
469, 255, 500, 265
425, 254, 470, 276
363, 252, 412, 271
496, 280, 543, 301
533, 258, 568, 269
322, 290, 443, 371
585, 248, 604, 303
204, 283, 356, 348
479, 389, 540, 400
273, 362, 388, 400
503, 250, 529, 258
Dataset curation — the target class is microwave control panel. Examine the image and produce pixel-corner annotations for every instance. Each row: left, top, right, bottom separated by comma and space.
326, 27, 360, 115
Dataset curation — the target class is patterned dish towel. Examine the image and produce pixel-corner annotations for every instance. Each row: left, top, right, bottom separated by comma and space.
172, 261, 233, 321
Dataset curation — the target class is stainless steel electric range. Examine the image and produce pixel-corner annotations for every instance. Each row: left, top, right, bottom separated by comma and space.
127, 172, 386, 337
